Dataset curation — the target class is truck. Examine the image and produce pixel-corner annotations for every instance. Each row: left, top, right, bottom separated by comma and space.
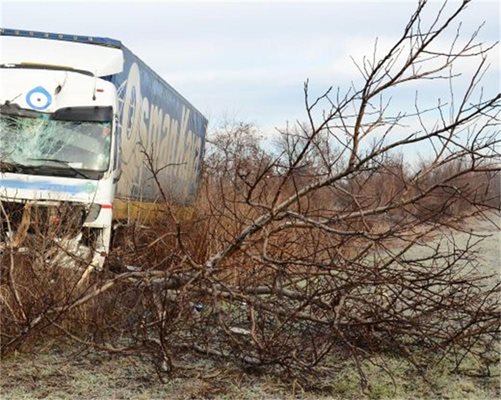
0, 28, 208, 268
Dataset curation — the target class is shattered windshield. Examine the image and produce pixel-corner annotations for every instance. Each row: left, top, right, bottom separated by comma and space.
0, 107, 112, 179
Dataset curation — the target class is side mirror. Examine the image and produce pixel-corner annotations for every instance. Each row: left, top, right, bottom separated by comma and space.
113, 168, 122, 184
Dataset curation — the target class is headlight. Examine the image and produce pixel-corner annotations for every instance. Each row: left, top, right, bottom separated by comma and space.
84, 204, 101, 223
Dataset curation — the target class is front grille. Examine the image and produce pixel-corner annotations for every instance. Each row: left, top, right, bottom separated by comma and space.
0, 201, 86, 243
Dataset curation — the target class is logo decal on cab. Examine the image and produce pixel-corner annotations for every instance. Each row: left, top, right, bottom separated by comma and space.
26, 86, 52, 110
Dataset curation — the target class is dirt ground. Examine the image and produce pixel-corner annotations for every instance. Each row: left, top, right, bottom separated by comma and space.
1, 213, 499, 399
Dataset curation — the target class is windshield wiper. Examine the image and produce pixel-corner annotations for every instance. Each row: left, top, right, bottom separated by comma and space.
27, 158, 90, 179
0, 160, 40, 174
0, 161, 24, 173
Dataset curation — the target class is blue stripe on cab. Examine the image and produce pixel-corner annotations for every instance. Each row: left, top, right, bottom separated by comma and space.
0, 179, 94, 195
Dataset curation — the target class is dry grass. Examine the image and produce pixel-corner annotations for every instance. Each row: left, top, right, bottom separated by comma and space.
1, 339, 499, 400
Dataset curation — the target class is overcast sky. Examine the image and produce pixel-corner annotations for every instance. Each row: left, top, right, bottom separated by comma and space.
1, 0, 499, 143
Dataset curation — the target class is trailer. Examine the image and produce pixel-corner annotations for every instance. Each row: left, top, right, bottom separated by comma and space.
0, 28, 208, 268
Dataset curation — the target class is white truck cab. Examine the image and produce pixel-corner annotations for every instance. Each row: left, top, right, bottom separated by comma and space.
0, 33, 123, 268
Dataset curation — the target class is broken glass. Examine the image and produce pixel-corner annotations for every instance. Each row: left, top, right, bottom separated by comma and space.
0, 111, 112, 178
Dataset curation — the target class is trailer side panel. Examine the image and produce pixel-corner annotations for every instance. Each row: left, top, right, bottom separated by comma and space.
112, 47, 207, 205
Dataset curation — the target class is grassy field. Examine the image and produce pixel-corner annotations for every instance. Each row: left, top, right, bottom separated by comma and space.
1, 213, 499, 399
1, 344, 499, 399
